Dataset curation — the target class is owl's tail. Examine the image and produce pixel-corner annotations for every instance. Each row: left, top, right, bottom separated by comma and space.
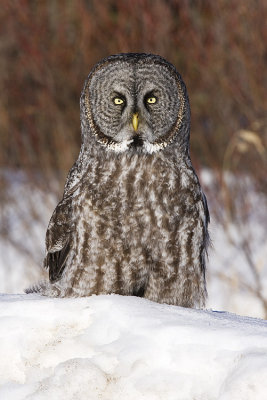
24, 280, 62, 297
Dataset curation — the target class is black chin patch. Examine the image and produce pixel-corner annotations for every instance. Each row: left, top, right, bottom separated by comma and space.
131, 136, 143, 147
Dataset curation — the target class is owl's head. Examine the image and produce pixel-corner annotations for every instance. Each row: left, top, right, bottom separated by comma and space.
81, 53, 190, 154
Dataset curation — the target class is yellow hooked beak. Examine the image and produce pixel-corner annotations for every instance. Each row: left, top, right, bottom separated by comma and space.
132, 113, 139, 132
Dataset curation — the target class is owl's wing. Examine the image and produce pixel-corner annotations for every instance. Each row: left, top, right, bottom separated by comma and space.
44, 190, 75, 283
201, 190, 210, 225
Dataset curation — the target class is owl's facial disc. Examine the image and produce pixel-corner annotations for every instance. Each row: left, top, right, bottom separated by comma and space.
87, 59, 183, 153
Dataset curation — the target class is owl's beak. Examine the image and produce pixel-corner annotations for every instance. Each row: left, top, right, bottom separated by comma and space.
132, 113, 139, 132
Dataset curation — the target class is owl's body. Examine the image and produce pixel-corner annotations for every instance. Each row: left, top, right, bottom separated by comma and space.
27, 53, 209, 308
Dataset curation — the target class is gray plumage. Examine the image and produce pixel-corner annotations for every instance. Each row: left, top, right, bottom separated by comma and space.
26, 53, 210, 308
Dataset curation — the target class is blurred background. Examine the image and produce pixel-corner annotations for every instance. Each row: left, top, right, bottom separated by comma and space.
0, 0, 266, 317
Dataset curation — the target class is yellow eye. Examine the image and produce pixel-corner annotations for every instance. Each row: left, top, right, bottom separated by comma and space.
114, 97, 124, 105
146, 97, 157, 104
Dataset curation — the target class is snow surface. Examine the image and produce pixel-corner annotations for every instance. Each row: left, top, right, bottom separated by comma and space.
0, 293, 267, 400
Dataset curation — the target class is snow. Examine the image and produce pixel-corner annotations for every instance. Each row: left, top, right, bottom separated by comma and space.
200, 170, 267, 318
1, 170, 267, 398
0, 293, 267, 400
0, 171, 52, 293
207, 220, 267, 318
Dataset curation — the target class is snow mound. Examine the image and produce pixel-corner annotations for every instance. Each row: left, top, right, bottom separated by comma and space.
0, 294, 267, 400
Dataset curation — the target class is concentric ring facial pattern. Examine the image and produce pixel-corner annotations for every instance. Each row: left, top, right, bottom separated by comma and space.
84, 54, 186, 152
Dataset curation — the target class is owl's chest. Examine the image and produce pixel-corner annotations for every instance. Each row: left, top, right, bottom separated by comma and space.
83, 157, 182, 231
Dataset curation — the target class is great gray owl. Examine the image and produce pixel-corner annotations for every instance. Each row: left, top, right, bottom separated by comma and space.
26, 53, 210, 308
